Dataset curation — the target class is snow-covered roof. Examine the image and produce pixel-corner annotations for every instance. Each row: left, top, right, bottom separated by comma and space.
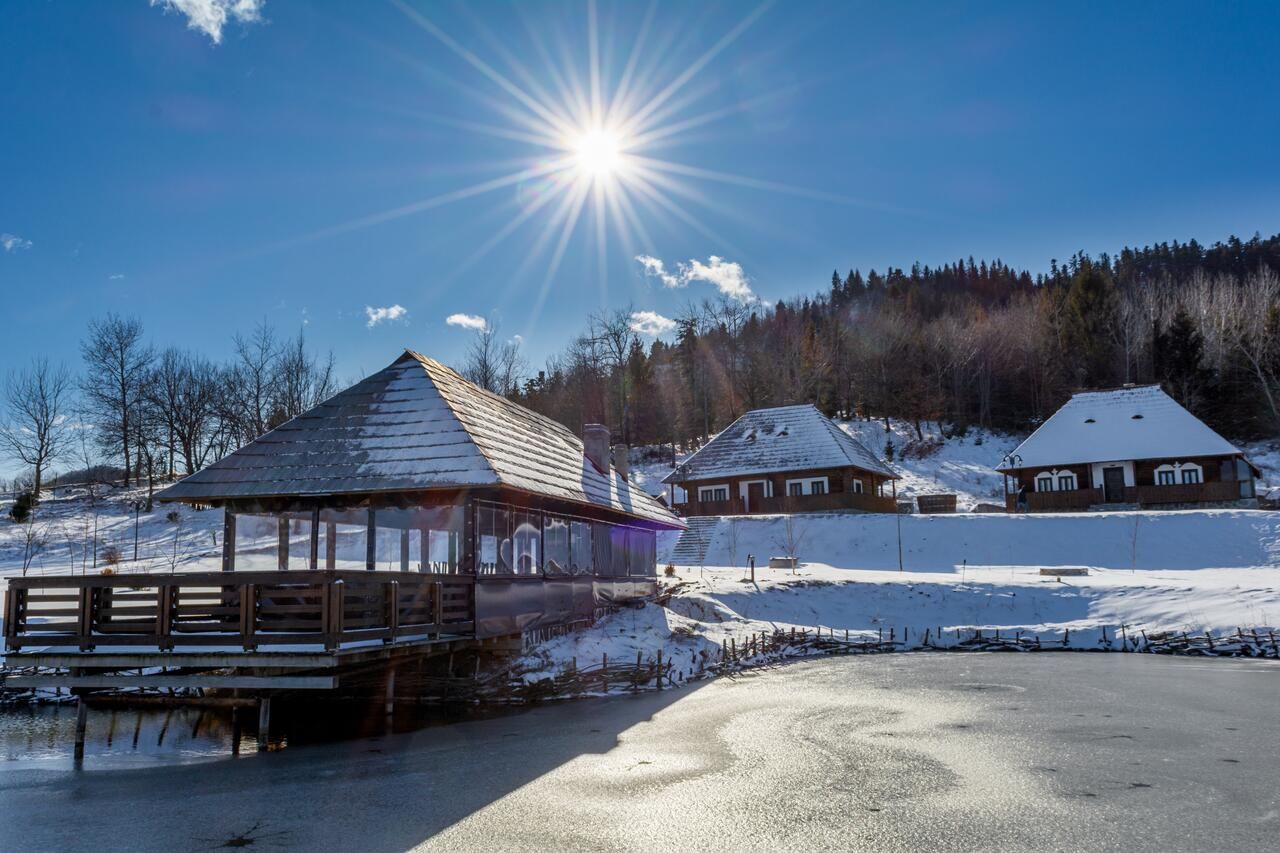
662, 404, 897, 484
159, 351, 682, 528
996, 385, 1245, 472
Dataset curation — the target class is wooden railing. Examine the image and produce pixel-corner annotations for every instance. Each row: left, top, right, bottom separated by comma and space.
3, 571, 475, 653
682, 490, 897, 517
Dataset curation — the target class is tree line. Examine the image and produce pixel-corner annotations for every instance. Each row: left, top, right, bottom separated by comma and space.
509, 231, 1280, 447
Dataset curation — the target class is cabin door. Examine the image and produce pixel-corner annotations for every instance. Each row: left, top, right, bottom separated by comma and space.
1102, 467, 1126, 503
745, 481, 766, 512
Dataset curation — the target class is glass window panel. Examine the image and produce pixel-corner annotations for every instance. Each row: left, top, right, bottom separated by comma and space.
233, 513, 279, 571
513, 511, 541, 575
286, 514, 314, 570
609, 526, 628, 577
544, 514, 570, 576
571, 520, 593, 575
318, 508, 369, 571
1182, 468, 1201, 484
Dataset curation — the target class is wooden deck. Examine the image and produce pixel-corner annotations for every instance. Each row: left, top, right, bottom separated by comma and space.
1005, 480, 1250, 512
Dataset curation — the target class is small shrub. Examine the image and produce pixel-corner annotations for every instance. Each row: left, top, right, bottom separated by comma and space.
165, 510, 182, 524
663, 563, 676, 577
883, 438, 896, 463
101, 545, 122, 568
9, 491, 35, 523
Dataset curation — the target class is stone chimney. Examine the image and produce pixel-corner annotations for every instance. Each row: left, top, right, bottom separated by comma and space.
611, 443, 630, 478
583, 424, 611, 475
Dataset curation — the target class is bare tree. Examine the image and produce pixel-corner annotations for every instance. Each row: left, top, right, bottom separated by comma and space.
273, 330, 337, 426
81, 314, 151, 485
228, 321, 280, 442
1, 358, 75, 501
462, 324, 525, 395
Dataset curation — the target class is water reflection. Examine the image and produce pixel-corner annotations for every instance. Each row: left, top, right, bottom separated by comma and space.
0, 699, 524, 771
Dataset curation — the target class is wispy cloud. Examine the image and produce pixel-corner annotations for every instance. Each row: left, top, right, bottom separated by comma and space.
446, 313, 488, 331
1, 233, 32, 253
634, 254, 755, 302
365, 304, 408, 328
150, 0, 265, 45
629, 310, 676, 337
108, 273, 126, 280
635, 254, 680, 289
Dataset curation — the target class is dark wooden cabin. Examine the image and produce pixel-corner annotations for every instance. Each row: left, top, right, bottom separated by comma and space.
997, 385, 1259, 512
663, 404, 899, 516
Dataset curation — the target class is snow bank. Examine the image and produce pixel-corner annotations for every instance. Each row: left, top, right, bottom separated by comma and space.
519, 562, 1280, 682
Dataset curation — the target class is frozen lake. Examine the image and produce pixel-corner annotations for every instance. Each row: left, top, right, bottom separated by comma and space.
2, 653, 1278, 850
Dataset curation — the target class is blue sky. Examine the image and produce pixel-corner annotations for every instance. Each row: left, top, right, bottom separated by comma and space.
2, 0, 1279, 382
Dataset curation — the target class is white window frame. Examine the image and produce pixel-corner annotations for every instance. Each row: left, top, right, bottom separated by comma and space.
697, 484, 731, 503
1154, 464, 1177, 486
1056, 472, 1077, 491
851, 479, 864, 494
784, 476, 829, 496
1180, 463, 1203, 485
1034, 472, 1055, 492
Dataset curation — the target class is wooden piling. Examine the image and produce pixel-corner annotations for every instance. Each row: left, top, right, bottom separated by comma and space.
257, 698, 271, 750
73, 698, 88, 763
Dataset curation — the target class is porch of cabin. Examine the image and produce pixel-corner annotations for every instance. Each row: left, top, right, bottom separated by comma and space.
675, 467, 899, 517
1002, 454, 1258, 512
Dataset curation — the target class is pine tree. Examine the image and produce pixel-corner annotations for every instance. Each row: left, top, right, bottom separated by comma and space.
1153, 306, 1210, 410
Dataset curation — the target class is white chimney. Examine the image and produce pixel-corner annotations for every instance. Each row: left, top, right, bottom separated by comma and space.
611, 443, 630, 478
583, 424, 611, 474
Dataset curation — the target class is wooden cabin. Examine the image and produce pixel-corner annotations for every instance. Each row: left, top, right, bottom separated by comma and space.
663, 404, 899, 516
997, 385, 1259, 512
4, 351, 684, 661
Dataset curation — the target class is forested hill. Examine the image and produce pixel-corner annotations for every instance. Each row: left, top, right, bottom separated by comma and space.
514, 232, 1280, 447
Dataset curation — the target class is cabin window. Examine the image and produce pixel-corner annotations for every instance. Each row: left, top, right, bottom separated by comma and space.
476, 504, 512, 575
785, 477, 829, 496
1155, 466, 1176, 486
426, 530, 456, 573
698, 485, 730, 502
851, 479, 864, 494
544, 514, 570, 576
1036, 475, 1054, 492
512, 510, 541, 575
1181, 466, 1202, 485
570, 520, 593, 575
1056, 473, 1077, 491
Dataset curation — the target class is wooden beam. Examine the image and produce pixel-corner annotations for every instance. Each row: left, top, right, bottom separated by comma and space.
366, 508, 377, 571
222, 509, 236, 572
6, 674, 337, 690
310, 507, 321, 570
325, 521, 337, 570
400, 529, 410, 572
277, 517, 289, 571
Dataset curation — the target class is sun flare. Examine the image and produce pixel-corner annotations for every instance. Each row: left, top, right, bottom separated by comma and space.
570, 127, 625, 180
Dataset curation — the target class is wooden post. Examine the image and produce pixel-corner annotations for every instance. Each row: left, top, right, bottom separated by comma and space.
157, 585, 173, 651
384, 664, 396, 719
366, 508, 377, 571
386, 581, 399, 645
400, 530, 410, 573
325, 521, 336, 570
74, 697, 88, 763
240, 584, 257, 651
77, 587, 94, 652
310, 508, 320, 571
230, 708, 241, 756
277, 517, 289, 571
257, 698, 271, 750
221, 509, 236, 572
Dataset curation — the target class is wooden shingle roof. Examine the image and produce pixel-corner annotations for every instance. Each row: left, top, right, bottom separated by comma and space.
663, 404, 897, 484
158, 351, 683, 528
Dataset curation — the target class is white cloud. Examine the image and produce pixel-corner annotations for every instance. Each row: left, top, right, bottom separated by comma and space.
446, 313, 488, 332
150, 0, 265, 45
635, 254, 681, 289
1, 233, 32, 252
365, 304, 408, 328
680, 255, 754, 302
108, 273, 125, 280
628, 310, 676, 337
635, 253, 755, 302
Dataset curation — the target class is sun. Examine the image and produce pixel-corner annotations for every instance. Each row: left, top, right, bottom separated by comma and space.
570, 126, 625, 181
